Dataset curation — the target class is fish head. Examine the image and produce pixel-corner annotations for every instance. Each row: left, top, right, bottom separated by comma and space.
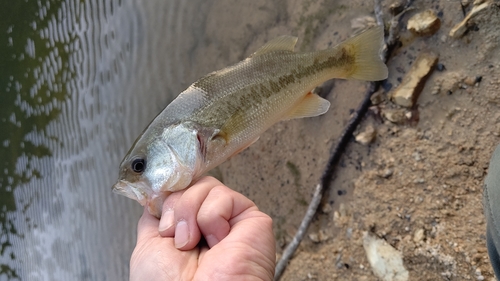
112, 122, 205, 217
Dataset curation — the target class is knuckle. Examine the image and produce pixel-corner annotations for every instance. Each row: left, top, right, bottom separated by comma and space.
210, 184, 229, 195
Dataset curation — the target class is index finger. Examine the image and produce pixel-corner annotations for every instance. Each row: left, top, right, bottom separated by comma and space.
196, 185, 257, 247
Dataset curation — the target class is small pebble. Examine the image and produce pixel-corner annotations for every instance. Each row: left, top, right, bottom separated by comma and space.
383, 109, 407, 123
346, 228, 353, 239
464, 76, 476, 86
413, 228, 425, 243
321, 203, 333, 213
309, 233, 320, 243
355, 125, 377, 145
370, 90, 384, 105
389, 1, 404, 15
381, 168, 393, 178
413, 178, 426, 184
407, 10, 441, 36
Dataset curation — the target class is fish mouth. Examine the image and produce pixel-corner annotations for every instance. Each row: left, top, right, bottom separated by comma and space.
112, 180, 148, 206
112, 180, 169, 218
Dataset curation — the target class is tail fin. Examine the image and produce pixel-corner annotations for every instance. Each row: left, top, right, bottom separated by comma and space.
339, 26, 388, 81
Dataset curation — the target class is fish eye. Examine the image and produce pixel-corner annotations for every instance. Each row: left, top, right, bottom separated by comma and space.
131, 158, 146, 173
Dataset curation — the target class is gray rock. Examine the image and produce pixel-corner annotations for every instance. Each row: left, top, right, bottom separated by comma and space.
363, 232, 409, 281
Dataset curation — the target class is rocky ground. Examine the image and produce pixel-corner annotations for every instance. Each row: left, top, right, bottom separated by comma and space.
276, 1, 500, 280
209, 0, 500, 280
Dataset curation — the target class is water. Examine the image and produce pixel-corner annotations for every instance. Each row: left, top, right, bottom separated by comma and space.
0, 0, 210, 279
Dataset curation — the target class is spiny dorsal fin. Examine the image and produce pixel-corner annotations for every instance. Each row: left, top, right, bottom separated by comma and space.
282, 92, 330, 120
251, 35, 298, 57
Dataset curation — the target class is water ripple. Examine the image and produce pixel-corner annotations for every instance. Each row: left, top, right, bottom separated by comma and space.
2, 0, 208, 279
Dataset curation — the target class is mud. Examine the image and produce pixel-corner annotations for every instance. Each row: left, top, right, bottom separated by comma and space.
206, 0, 500, 280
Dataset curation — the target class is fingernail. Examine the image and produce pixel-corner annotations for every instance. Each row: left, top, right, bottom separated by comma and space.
175, 220, 189, 248
205, 234, 220, 248
158, 210, 175, 232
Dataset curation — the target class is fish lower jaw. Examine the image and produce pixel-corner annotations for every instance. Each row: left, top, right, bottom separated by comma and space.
112, 180, 151, 206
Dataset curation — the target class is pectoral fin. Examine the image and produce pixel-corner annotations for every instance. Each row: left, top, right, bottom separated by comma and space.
282, 92, 331, 120
197, 127, 226, 158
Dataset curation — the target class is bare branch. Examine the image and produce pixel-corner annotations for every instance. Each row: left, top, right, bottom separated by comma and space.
274, 184, 322, 280
374, 0, 384, 27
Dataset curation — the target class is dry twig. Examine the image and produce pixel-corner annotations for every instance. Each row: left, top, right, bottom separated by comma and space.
274, 1, 413, 280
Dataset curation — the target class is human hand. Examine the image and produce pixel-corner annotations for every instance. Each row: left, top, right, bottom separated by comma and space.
130, 176, 276, 281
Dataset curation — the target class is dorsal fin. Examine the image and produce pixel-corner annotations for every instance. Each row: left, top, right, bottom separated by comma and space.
251, 35, 298, 57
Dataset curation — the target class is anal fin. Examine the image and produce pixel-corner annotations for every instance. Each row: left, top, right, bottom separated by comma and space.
282, 92, 331, 121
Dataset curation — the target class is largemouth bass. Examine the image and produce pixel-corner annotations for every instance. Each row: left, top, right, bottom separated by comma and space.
113, 27, 388, 218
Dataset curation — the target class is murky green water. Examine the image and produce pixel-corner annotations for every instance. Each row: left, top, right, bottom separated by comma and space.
1, 0, 70, 278
0, 0, 211, 279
